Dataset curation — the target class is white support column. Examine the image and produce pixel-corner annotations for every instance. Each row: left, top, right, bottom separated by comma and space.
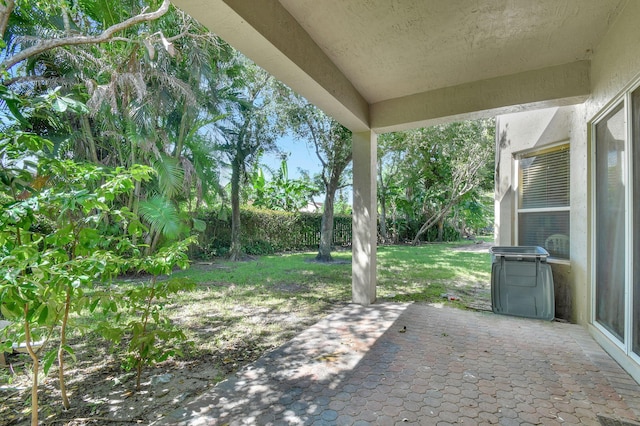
352, 130, 377, 305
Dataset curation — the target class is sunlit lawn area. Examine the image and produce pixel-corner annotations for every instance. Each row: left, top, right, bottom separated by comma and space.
165, 239, 492, 362
377, 241, 491, 302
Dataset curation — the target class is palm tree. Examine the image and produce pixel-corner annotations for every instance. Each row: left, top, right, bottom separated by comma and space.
2, 0, 232, 252
215, 56, 278, 260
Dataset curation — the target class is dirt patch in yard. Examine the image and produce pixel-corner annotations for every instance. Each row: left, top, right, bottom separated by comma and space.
0, 303, 332, 425
2, 343, 222, 425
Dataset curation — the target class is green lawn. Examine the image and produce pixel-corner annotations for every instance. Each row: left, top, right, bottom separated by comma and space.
377, 242, 491, 301
165, 240, 492, 361
176, 240, 491, 295
52, 241, 492, 369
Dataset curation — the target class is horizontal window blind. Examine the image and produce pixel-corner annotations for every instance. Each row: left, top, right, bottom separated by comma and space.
518, 146, 570, 209
517, 145, 570, 259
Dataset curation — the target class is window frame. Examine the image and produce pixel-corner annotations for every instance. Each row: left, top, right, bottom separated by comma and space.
514, 141, 571, 262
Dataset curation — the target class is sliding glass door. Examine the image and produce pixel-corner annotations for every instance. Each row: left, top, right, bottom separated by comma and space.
594, 87, 640, 362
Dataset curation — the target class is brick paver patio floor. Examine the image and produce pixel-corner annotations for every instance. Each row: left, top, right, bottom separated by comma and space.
156, 303, 640, 425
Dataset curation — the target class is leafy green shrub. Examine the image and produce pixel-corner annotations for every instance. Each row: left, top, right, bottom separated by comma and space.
244, 239, 276, 255
195, 206, 462, 258
98, 238, 196, 391
0, 86, 201, 422
195, 207, 352, 258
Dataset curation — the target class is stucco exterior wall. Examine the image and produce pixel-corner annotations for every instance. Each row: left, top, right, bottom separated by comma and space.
497, 0, 640, 322
568, 103, 589, 326
589, 1, 640, 115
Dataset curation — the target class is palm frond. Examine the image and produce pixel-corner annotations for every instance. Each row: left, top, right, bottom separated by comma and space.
179, 156, 199, 196
152, 154, 184, 199
147, 68, 197, 107
138, 195, 183, 240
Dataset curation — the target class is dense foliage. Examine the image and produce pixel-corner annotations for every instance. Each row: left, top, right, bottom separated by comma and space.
194, 207, 460, 258
196, 208, 353, 257
0, 1, 204, 423
378, 119, 495, 244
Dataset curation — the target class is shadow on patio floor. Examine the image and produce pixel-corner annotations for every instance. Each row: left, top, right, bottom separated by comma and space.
154, 303, 640, 426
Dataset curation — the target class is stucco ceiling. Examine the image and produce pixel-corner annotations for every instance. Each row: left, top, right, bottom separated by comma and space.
171, 0, 627, 132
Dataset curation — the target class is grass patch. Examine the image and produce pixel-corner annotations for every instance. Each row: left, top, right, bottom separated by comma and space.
377, 241, 491, 302
167, 251, 354, 356
143, 241, 491, 368
163, 242, 492, 353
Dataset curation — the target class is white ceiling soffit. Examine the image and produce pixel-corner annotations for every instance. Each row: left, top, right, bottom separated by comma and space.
171, 0, 627, 133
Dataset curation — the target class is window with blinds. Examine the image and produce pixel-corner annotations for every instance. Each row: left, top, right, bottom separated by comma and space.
516, 145, 570, 259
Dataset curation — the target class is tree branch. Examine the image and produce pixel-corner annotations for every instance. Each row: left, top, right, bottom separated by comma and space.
0, 0, 14, 41
1, 0, 171, 71
3, 74, 68, 87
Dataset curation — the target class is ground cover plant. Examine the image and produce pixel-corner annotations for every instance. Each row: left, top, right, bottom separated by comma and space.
0, 241, 491, 425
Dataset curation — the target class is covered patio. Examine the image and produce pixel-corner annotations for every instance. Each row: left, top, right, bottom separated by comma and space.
157, 303, 640, 425
164, 0, 640, 422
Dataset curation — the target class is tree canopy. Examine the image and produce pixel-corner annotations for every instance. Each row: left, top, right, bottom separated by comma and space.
278, 89, 352, 261
378, 119, 495, 243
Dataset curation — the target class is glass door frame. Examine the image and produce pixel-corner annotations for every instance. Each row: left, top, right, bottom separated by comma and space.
590, 84, 640, 366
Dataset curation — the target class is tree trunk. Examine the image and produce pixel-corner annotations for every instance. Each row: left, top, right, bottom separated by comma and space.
391, 207, 398, 244
58, 288, 72, 410
412, 196, 460, 244
148, 229, 162, 255
316, 190, 335, 262
0, 1, 15, 41
229, 159, 243, 261
173, 104, 189, 158
2, 0, 171, 70
412, 212, 441, 245
24, 306, 39, 426
437, 219, 444, 242
379, 199, 387, 242
80, 116, 99, 163
126, 179, 141, 246
377, 164, 387, 241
